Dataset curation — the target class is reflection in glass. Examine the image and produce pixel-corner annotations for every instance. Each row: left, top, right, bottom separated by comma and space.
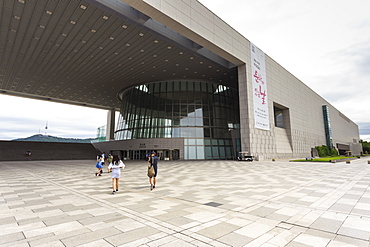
116, 81, 240, 160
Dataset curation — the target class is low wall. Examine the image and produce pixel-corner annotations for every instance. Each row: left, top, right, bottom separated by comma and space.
0, 141, 101, 161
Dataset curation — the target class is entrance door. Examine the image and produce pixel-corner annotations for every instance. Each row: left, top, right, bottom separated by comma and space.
169, 149, 179, 160
130, 150, 141, 160
157, 150, 164, 160
129, 149, 180, 160
337, 143, 350, 155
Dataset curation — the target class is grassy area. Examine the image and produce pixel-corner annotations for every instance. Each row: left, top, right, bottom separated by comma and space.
290, 156, 356, 162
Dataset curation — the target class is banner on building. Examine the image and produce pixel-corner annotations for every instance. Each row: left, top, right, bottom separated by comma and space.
250, 43, 270, 130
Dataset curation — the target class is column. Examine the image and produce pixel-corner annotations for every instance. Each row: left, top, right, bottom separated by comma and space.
238, 64, 252, 156
106, 108, 116, 141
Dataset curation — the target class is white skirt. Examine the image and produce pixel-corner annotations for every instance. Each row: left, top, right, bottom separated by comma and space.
111, 168, 121, 178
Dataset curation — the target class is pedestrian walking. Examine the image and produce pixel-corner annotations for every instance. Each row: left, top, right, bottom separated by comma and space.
95, 155, 104, 176
108, 155, 125, 194
148, 151, 158, 190
107, 153, 113, 172
100, 152, 106, 173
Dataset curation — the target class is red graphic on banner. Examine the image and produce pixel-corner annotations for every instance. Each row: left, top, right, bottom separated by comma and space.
253, 70, 266, 104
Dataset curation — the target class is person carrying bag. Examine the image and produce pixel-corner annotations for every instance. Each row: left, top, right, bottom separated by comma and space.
147, 152, 158, 190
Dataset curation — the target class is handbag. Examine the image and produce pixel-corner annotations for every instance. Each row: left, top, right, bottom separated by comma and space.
147, 164, 155, 178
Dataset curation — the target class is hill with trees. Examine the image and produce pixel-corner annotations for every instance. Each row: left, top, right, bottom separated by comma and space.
12, 134, 96, 143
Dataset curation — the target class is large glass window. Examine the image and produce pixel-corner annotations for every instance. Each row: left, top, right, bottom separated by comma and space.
274, 106, 284, 128
115, 81, 240, 160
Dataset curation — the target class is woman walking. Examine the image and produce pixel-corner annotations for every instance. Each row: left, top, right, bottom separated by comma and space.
148, 151, 158, 190
107, 154, 113, 172
95, 155, 104, 176
108, 155, 125, 194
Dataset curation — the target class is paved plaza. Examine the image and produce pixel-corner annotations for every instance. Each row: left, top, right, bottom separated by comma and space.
1, 159, 370, 247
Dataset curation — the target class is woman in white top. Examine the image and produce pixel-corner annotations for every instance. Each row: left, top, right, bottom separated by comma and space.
108, 155, 125, 194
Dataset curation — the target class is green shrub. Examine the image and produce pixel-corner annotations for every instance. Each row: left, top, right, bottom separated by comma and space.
330, 148, 338, 156
315, 145, 338, 157
315, 145, 329, 157
290, 156, 353, 162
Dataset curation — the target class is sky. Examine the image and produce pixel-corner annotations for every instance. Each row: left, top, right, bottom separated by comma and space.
0, 0, 369, 141
0, 95, 108, 140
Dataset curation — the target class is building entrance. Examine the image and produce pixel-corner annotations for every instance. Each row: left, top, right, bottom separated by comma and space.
158, 149, 180, 160
125, 149, 180, 160
337, 143, 350, 155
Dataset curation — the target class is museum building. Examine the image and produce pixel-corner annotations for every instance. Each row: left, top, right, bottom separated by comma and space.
0, 0, 362, 160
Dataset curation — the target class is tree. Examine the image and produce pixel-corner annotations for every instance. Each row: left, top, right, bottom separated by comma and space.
360, 140, 370, 154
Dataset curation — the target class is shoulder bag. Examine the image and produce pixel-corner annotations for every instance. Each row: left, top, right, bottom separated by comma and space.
147, 164, 155, 178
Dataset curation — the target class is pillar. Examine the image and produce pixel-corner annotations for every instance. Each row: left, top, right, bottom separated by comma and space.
238, 64, 252, 156
106, 109, 116, 141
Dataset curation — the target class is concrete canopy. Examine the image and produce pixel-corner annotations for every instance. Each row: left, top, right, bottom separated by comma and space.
0, 0, 238, 110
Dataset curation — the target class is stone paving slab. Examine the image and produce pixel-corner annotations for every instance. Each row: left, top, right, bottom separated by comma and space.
1, 159, 370, 246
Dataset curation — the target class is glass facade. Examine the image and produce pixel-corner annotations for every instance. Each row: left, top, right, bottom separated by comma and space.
115, 81, 240, 160
93, 125, 106, 143
322, 105, 334, 149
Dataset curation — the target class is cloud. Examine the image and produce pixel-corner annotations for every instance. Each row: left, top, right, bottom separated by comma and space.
299, 39, 370, 124
0, 95, 108, 140
357, 123, 370, 142
358, 123, 370, 135
0, 114, 103, 140
361, 135, 370, 142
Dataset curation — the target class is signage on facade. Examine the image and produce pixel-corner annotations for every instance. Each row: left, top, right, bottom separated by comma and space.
250, 43, 270, 130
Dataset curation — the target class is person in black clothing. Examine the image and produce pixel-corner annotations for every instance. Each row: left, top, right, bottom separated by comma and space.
148, 151, 158, 190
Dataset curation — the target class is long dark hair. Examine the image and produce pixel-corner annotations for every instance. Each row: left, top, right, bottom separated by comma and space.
112, 155, 121, 164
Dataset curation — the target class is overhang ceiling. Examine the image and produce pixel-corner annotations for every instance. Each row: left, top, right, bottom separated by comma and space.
0, 0, 238, 110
